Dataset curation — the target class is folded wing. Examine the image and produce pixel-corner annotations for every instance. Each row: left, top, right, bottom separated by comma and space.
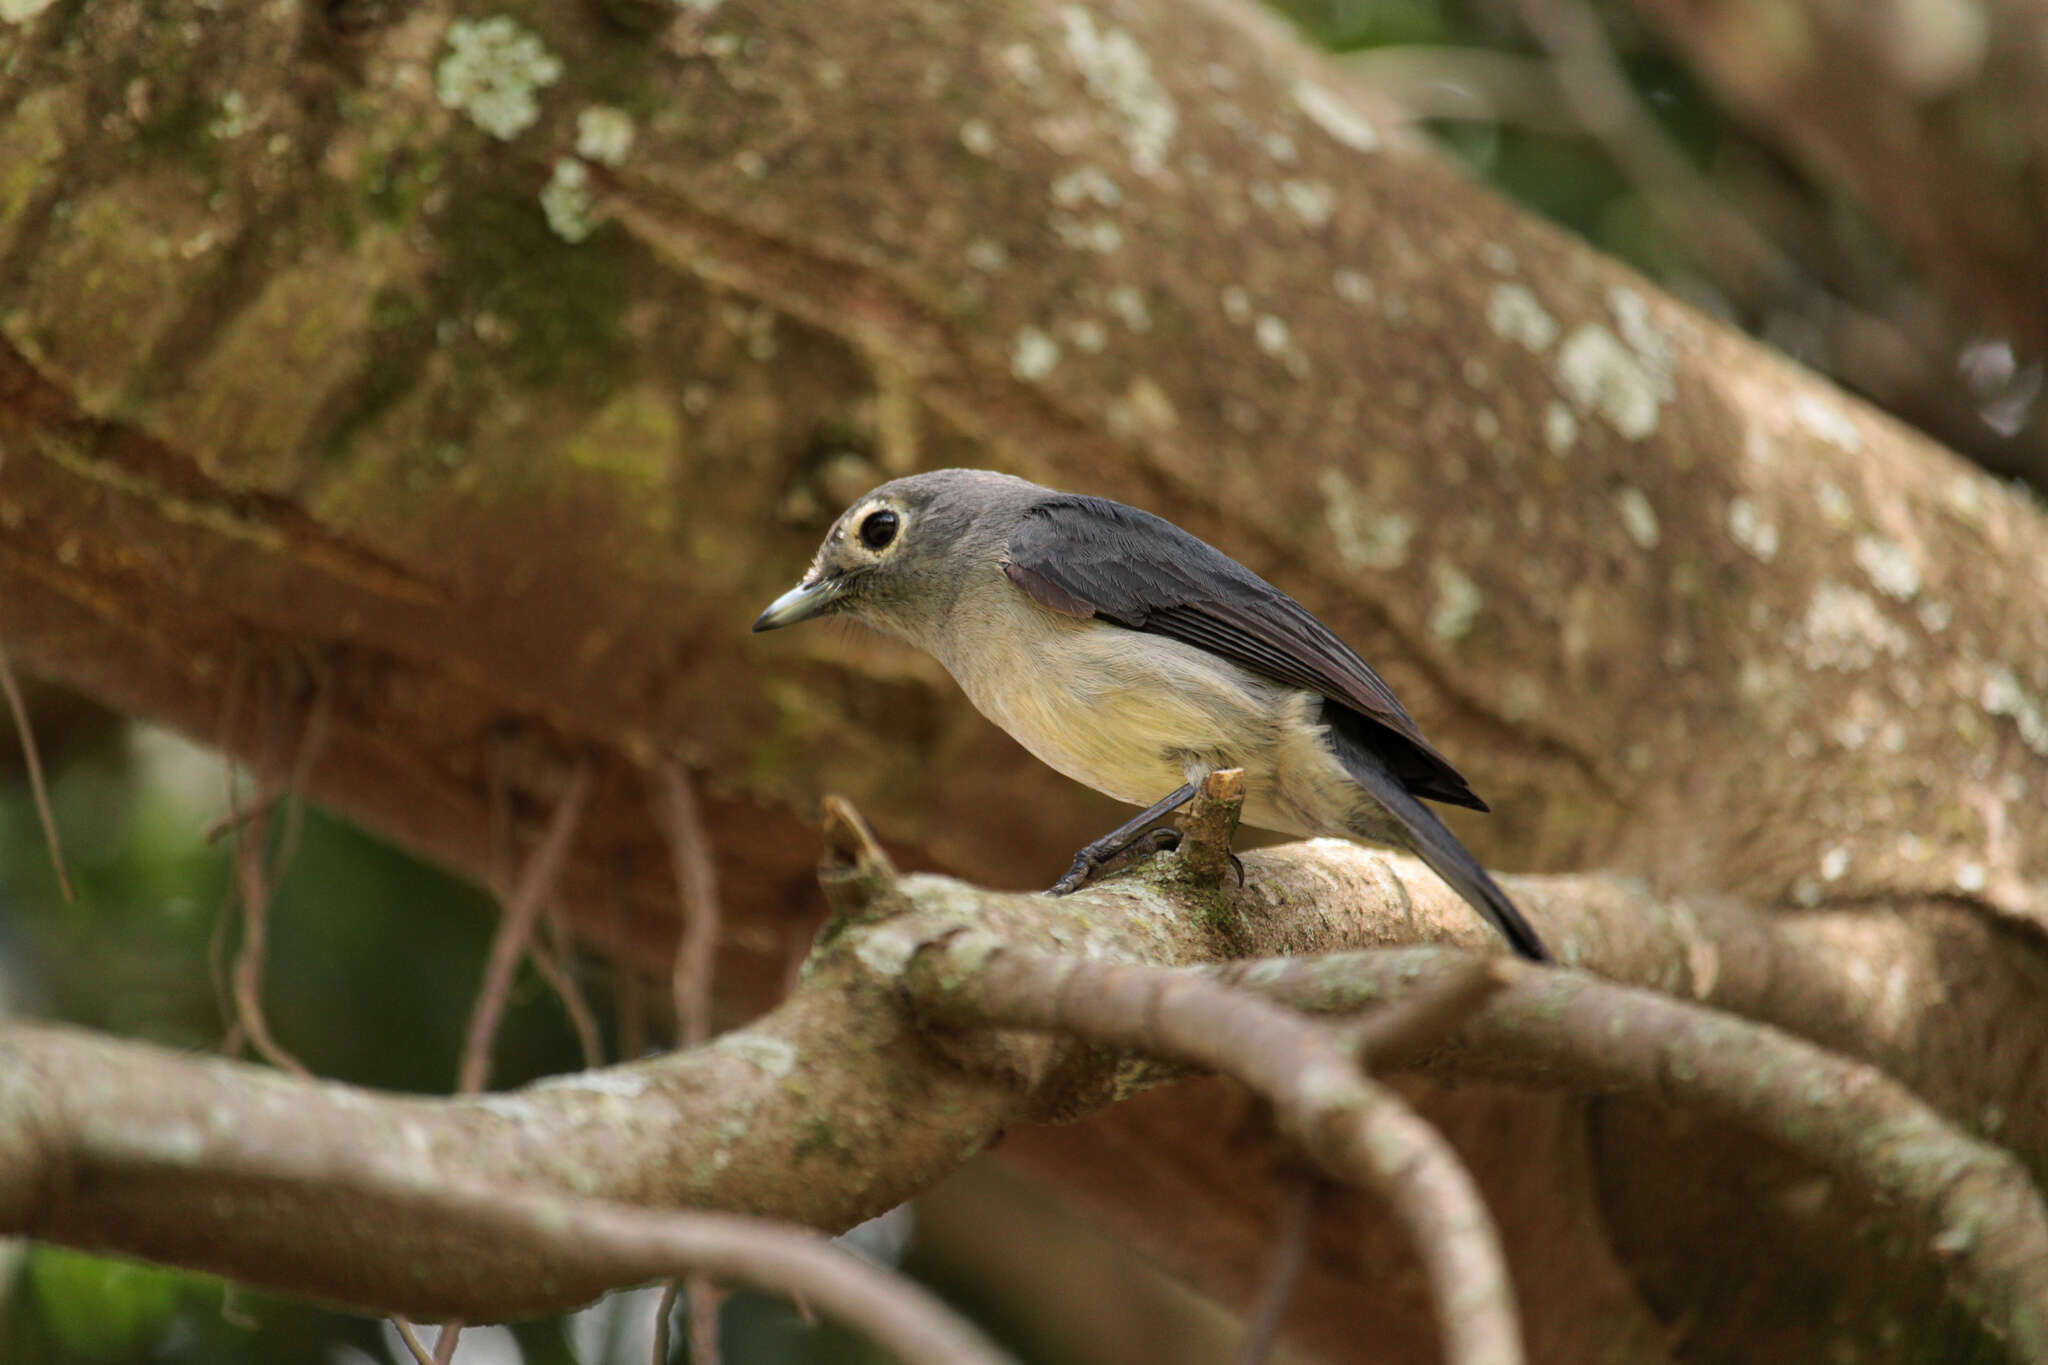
1004, 494, 1486, 811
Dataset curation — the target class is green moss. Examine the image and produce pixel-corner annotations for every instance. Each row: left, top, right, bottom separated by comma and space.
430, 185, 632, 398
561, 383, 676, 490
792, 1114, 858, 1166
0, 87, 74, 244
316, 283, 438, 463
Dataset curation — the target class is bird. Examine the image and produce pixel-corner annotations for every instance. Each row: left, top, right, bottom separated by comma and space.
752, 468, 1550, 962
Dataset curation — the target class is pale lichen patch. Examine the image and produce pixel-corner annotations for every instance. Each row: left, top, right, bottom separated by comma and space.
210, 90, 254, 141
1280, 179, 1334, 229
1254, 314, 1290, 355
1333, 268, 1374, 305
536, 1068, 650, 1097
437, 16, 562, 141
1853, 534, 1921, 601
1614, 487, 1660, 549
575, 106, 635, 165
1012, 326, 1060, 380
1318, 469, 1413, 570
1430, 562, 1483, 641
1815, 480, 1856, 527
1793, 392, 1865, 452
1001, 42, 1044, 86
1728, 497, 1779, 562
1106, 284, 1152, 332
540, 157, 597, 242
1067, 317, 1108, 353
1059, 7, 1178, 176
1050, 214, 1123, 253
1796, 582, 1910, 670
1105, 376, 1178, 438
715, 1031, 799, 1078
1981, 666, 2048, 756
1486, 283, 1557, 352
1608, 286, 1676, 378
958, 118, 997, 157
1051, 164, 1123, 207
1555, 324, 1664, 439
1292, 79, 1379, 151
965, 238, 1009, 272
1542, 401, 1577, 455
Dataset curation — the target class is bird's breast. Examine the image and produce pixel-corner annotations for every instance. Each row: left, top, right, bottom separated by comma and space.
935, 602, 1309, 814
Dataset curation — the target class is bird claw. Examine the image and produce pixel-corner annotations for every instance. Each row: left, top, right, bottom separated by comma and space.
1044, 825, 1185, 895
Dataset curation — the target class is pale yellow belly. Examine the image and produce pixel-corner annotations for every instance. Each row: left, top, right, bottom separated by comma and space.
936, 606, 1356, 837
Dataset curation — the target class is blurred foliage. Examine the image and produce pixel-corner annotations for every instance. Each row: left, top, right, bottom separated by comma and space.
1273, 0, 1734, 288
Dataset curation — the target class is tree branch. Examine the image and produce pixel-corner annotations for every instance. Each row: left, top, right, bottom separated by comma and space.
906, 934, 1520, 1365
0, 816, 2037, 1344
1220, 948, 2048, 1361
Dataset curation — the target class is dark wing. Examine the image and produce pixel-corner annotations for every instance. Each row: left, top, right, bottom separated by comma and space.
1004, 494, 1486, 810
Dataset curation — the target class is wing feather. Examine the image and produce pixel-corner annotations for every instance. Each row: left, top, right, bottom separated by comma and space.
1005, 494, 1485, 810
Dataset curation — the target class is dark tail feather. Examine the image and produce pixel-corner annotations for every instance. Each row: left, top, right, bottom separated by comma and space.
1329, 739, 1553, 963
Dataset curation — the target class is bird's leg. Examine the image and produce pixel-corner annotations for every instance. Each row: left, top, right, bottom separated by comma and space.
1046, 784, 1198, 895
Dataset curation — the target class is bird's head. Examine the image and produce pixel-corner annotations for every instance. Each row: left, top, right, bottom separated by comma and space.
751, 468, 1040, 646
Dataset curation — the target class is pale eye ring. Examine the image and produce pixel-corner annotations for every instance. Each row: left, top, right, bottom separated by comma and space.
858, 509, 899, 550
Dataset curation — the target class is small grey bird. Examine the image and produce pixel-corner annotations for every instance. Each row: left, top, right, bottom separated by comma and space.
753, 469, 1550, 962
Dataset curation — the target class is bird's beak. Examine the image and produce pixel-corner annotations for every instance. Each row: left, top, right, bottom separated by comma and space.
751, 575, 848, 632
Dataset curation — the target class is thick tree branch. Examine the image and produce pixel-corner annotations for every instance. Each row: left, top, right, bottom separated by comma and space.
0, 821, 2039, 1345
89, 1131, 1012, 1365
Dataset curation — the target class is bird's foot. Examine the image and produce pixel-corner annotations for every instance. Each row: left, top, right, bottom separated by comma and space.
1045, 826, 1183, 895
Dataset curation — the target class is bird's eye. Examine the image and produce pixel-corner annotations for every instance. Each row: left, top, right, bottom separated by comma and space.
858, 509, 899, 551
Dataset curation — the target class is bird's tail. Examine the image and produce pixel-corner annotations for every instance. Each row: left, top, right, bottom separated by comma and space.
1327, 736, 1552, 963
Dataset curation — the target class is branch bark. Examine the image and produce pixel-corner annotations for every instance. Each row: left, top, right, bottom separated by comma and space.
0, 826, 2041, 1352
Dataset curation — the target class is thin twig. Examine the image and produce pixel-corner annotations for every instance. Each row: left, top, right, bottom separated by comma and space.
267, 664, 333, 885
224, 767, 309, 1077
1349, 955, 1511, 1064
655, 761, 721, 1048
457, 764, 592, 1095
392, 1317, 437, 1365
1509, 0, 1797, 301
907, 939, 1522, 1365
687, 1281, 727, 1364
0, 640, 74, 902
1339, 47, 1581, 133
431, 1320, 463, 1364
1232, 1172, 1319, 1365
654, 762, 726, 1363
652, 1280, 680, 1364
533, 912, 605, 1071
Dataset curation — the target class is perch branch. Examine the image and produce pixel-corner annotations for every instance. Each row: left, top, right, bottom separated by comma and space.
1220, 949, 2048, 1361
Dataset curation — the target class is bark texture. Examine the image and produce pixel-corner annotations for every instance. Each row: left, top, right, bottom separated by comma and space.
3, 0, 2047, 1358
